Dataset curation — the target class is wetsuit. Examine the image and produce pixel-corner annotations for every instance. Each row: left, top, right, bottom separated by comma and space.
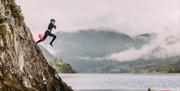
36, 23, 57, 45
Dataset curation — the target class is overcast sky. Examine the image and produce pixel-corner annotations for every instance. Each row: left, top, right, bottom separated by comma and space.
16, 0, 179, 40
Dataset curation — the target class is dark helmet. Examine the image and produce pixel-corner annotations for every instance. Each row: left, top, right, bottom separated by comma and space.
50, 19, 56, 23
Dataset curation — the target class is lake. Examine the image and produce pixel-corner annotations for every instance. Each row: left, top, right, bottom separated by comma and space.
60, 74, 180, 91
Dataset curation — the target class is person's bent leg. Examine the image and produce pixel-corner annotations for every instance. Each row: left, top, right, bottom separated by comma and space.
36, 39, 44, 44
36, 31, 48, 44
48, 32, 56, 46
50, 35, 56, 46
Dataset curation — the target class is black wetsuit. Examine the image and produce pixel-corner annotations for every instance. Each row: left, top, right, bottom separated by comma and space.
36, 23, 57, 45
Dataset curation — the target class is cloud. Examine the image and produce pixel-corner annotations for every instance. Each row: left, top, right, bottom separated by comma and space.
78, 26, 180, 62
76, 56, 106, 61
16, 0, 179, 40
107, 29, 180, 61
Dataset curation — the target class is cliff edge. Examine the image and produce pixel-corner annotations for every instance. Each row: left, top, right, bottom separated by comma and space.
0, 0, 73, 91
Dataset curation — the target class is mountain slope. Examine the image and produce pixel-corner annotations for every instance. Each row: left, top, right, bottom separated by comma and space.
42, 29, 179, 73
39, 45, 74, 73
0, 0, 72, 90
42, 29, 149, 72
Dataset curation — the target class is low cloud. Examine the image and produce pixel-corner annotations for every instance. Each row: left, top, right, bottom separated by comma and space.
107, 29, 180, 61
76, 56, 106, 61
78, 28, 180, 62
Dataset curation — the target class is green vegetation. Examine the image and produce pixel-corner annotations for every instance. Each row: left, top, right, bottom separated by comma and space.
0, 15, 10, 50
8, 3, 24, 21
0, 65, 23, 90
0, 15, 8, 24
49, 58, 74, 73
2, 73, 23, 90
0, 0, 6, 4
0, 72, 38, 91
0, 25, 11, 38
132, 66, 180, 73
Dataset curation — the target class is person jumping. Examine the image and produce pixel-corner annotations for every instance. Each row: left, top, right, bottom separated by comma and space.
36, 19, 57, 47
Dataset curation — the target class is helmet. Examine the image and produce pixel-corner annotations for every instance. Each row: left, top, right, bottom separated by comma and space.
50, 19, 56, 23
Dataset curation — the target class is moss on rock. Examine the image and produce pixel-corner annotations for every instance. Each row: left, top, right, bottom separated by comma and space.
0, 15, 8, 24
0, 25, 10, 38
8, 3, 24, 21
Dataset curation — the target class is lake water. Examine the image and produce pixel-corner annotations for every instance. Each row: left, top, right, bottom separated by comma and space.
60, 74, 180, 91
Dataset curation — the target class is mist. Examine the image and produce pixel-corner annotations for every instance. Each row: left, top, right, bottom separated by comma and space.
107, 29, 180, 61
16, 0, 179, 40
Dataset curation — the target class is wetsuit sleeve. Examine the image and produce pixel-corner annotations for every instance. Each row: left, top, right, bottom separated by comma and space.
53, 25, 56, 29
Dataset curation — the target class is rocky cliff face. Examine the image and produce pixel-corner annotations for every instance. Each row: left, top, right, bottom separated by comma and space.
0, 0, 73, 91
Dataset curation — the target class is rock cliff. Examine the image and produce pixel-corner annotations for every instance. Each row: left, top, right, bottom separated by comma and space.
0, 0, 73, 91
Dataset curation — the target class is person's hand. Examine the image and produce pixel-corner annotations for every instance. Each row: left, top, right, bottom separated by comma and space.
54, 25, 56, 29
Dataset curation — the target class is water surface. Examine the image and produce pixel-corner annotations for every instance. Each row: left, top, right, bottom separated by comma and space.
60, 74, 180, 91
